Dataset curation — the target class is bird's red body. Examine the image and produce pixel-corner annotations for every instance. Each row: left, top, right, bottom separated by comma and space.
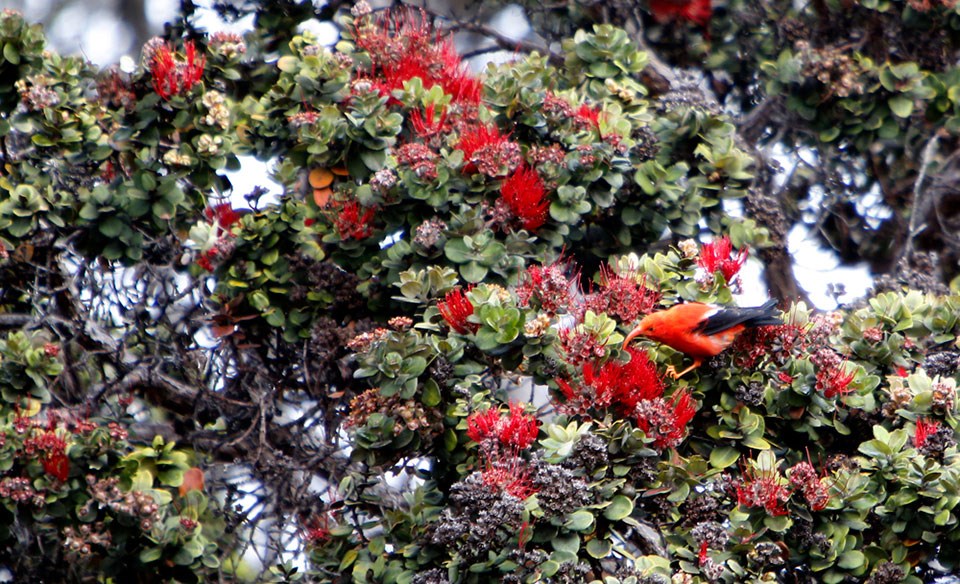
624, 300, 780, 378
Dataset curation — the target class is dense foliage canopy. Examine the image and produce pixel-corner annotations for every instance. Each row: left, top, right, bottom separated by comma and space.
3, 0, 960, 582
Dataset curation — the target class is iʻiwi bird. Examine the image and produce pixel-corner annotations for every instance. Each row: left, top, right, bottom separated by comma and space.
623, 299, 781, 378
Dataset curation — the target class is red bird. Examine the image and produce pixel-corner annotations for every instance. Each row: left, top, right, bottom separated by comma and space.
623, 300, 781, 378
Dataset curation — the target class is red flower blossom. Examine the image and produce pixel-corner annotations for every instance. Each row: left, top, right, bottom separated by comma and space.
558, 326, 608, 367
355, 8, 481, 105
698, 235, 748, 282
788, 462, 829, 512
498, 402, 539, 450
649, 0, 713, 26
585, 266, 661, 324
730, 311, 809, 368
455, 123, 522, 177
698, 541, 710, 566
467, 407, 502, 444
43, 451, 69, 483
635, 390, 697, 450
24, 431, 69, 482
335, 202, 376, 240
409, 104, 449, 139
441, 65, 483, 104
204, 202, 242, 235
778, 372, 794, 385
817, 361, 856, 399
438, 288, 478, 334
303, 513, 332, 547
737, 463, 790, 517
381, 51, 432, 95
914, 418, 940, 449
582, 347, 664, 413
573, 103, 601, 128
150, 40, 205, 101
481, 450, 537, 499
517, 259, 578, 315
458, 124, 503, 165
501, 165, 549, 231
466, 402, 538, 450
518, 521, 533, 550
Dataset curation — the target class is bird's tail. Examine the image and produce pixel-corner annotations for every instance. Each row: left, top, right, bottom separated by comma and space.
697, 299, 782, 336
743, 299, 782, 328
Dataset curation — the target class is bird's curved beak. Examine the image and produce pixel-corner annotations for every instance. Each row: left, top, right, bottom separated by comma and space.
622, 325, 644, 349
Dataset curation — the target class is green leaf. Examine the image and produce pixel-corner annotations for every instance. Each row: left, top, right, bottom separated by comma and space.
742, 436, 771, 450
888, 96, 913, 119
277, 56, 299, 72
552, 532, 580, 554
139, 546, 163, 563
421, 379, 441, 407
340, 549, 359, 571
586, 537, 612, 558
838, 550, 866, 570
564, 509, 595, 532
3, 43, 20, 65
603, 495, 634, 521
709, 447, 740, 469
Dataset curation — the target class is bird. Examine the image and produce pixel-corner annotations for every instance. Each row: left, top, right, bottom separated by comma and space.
623, 299, 781, 378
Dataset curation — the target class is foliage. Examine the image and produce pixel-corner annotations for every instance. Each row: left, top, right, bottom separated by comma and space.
3, 1, 960, 582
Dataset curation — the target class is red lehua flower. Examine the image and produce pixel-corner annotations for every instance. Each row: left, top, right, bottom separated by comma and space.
409, 104, 449, 139
100, 160, 117, 182
559, 327, 608, 367
150, 40, 205, 101
914, 418, 940, 449
434, 39, 482, 104
467, 407, 502, 444
788, 461, 830, 511
518, 521, 533, 550
649, 0, 713, 26
634, 390, 697, 450
303, 514, 332, 547
381, 52, 432, 95
501, 165, 549, 231
43, 452, 69, 483
517, 259, 578, 315
457, 124, 507, 171
481, 451, 537, 500
817, 361, 856, 399
355, 9, 481, 105
26, 431, 69, 482
586, 266, 661, 324
698, 235, 748, 282
335, 202, 376, 240
698, 541, 710, 566
205, 202, 242, 235
737, 464, 790, 517
438, 288, 479, 334
466, 403, 538, 450
778, 372, 794, 385
582, 347, 664, 413
498, 402, 539, 450
896, 366, 909, 377
442, 66, 483, 105
573, 103, 602, 128
197, 251, 215, 272
555, 377, 576, 400
355, 8, 434, 65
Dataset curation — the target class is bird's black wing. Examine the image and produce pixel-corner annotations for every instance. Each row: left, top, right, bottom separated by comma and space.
695, 299, 781, 336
